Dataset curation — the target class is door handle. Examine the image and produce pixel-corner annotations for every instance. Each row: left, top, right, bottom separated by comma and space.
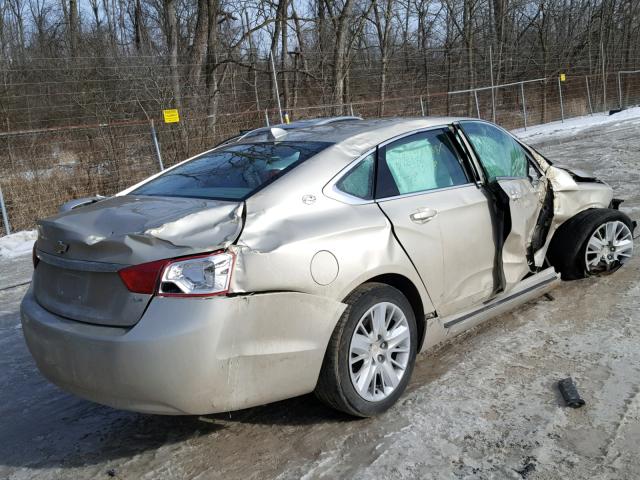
409, 208, 438, 224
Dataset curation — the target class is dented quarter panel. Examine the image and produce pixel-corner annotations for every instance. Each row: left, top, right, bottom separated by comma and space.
230, 142, 436, 318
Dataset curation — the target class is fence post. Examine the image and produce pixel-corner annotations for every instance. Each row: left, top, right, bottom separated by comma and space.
150, 119, 164, 171
520, 82, 528, 130
617, 71, 623, 109
419, 96, 425, 116
473, 90, 481, 118
350, 104, 355, 116
585, 76, 593, 115
0, 183, 11, 235
269, 50, 284, 124
264, 109, 270, 126
558, 76, 565, 123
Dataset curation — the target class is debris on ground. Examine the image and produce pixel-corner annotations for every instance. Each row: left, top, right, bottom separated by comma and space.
558, 377, 586, 408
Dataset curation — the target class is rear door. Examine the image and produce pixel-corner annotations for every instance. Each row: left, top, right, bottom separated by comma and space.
458, 121, 546, 292
375, 128, 495, 317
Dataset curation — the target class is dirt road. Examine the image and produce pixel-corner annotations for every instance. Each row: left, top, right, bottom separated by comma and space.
1, 118, 639, 479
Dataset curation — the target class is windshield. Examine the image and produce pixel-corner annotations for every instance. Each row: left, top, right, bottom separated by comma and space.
131, 141, 331, 201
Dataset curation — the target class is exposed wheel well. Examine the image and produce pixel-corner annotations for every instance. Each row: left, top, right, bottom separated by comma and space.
365, 273, 427, 351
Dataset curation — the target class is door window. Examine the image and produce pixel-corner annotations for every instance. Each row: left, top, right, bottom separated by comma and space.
460, 121, 527, 181
335, 153, 375, 200
377, 130, 469, 198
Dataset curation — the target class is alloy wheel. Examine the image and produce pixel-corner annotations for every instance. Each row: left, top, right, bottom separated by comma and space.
585, 220, 633, 274
348, 302, 411, 402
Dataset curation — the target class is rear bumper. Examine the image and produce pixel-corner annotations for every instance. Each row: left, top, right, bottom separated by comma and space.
21, 289, 345, 415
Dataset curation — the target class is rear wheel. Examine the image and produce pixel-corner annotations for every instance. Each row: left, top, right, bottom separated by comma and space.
315, 283, 417, 417
548, 208, 634, 280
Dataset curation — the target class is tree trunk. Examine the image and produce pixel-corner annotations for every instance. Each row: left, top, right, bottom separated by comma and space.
463, 0, 475, 116
244, 10, 261, 111
69, 0, 79, 57
291, 7, 311, 94
188, 0, 208, 86
372, 0, 393, 116
281, 0, 289, 112
331, 0, 354, 114
133, 0, 145, 53
205, 0, 220, 133
164, 0, 182, 110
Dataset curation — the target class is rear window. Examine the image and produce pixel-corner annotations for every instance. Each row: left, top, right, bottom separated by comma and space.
132, 141, 330, 200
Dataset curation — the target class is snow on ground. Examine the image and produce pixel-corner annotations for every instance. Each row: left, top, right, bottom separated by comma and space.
513, 105, 640, 141
0, 230, 36, 259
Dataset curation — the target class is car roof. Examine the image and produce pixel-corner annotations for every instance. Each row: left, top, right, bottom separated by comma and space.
228, 116, 363, 143
254, 116, 362, 132
239, 116, 468, 149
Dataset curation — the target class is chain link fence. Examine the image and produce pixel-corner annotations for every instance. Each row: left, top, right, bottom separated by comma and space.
1, 59, 640, 236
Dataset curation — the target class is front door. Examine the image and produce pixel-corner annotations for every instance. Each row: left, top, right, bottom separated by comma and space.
375, 128, 495, 316
458, 121, 545, 293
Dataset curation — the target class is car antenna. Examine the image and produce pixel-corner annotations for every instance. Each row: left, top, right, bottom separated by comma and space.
267, 127, 287, 141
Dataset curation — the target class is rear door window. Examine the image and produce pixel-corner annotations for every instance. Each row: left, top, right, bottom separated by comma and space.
132, 141, 330, 201
376, 129, 469, 198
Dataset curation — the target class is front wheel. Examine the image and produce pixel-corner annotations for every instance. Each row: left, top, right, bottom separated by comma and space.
548, 208, 635, 280
315, 283, 417, 417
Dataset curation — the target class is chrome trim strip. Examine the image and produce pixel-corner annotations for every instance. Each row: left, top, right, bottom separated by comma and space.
443, 275, 557, 329
37, 250, 126, 273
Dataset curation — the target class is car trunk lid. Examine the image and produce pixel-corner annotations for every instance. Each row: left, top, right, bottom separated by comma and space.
33, 195, 244, 327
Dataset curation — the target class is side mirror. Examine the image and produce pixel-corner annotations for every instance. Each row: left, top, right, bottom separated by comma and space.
59, 196, 106, 213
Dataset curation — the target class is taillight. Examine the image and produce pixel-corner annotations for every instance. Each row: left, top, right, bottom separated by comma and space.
118, 251, 234, 297
118, 259, 168, 294
32, 243, 40, 269
158, 251, 234, 297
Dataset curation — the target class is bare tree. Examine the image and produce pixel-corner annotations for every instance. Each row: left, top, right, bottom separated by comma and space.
371, 0, 395, 115
163, 0, 182, 109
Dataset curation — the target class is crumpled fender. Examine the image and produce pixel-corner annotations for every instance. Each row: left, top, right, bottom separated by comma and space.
529, 166, 613, 266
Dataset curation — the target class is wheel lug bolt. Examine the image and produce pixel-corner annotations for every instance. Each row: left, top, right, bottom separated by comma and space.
607, 254, 613, 259
380, 342, 387, 349
377, 354, 384, 362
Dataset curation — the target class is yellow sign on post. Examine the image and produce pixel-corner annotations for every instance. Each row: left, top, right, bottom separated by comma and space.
163, 109, 180, 123
559, 73, 566, 82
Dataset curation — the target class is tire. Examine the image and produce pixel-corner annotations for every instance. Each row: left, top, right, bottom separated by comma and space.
548, 208, 634, 280
315, 282, 418, 417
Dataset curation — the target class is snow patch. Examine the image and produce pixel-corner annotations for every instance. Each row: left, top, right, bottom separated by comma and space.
0, 230, 37, 258
513, 106, 640, 141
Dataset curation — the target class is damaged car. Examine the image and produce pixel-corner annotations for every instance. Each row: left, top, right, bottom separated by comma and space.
21, 117, 636, 417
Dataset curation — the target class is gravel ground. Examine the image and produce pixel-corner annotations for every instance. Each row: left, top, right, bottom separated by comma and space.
1, 118, 639, 480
